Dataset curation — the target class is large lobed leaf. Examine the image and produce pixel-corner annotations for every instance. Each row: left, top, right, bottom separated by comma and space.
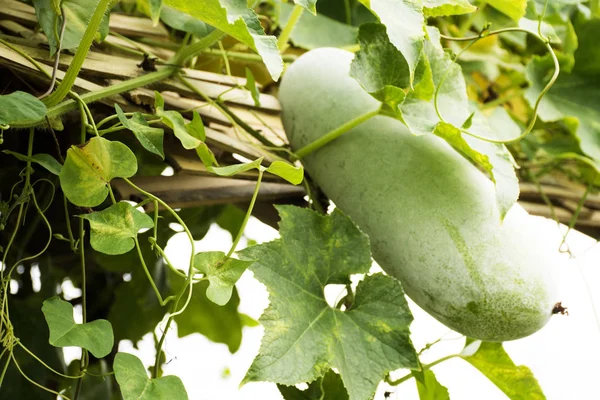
279, 2, 358, 50
358, 0, 425, 82
278, 369, 348, 399
525, 18, 600, 170
414, 370, 450, 400
240, 206, 418, 400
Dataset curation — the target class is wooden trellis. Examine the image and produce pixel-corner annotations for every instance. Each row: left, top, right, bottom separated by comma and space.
1, 0, 598, 237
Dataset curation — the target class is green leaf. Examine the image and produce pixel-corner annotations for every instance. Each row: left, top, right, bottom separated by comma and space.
148, 0, 163, 24
2, 151, 62, 175
525, 19, 600, 168
423, 0, 476, 17
245, 67, 261, 107
350, 23, 411, 90
114, 352, 188, 400
173, 278, 248, 353
196, 142, 219, 168
350, 23, 411, 116
293, 0, 317, 14
163, 0, 283, 80
186, 111, 206, 141
463, 341, 546, 400
208, 157, 263, 176
464, 109, 520, 219
81, 202, 154, 255
155, 92, 202, 150
486, 0, 527, 21
570, 18, 600, 76
193, 251, 253, 305
265, 161, 304, 184
59, 137, 137, 207
32, 0, 110, 55
42, 296, 114, 358
278, 369, 349, 399
279, 2, 358, 50
160, 5, 214, 37
116, 104, 165, 159
239, 206, 418, 400
59, 137, 138, 207
0, 91, 47, 126
184, 111, 219, 167
357, 0, 425, 82
414, 370, 450, 400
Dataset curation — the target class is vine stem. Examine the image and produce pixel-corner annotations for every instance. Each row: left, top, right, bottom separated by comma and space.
11, 352, 72, 400
278, 4, 304, 50
11, 28, 224, 128
227, 169, 264, 259
439, 28, 560, 144
73, 216, 87, 400
122, 178, 197, 378
386, 354, 458, 386
294, 109, 380, 159
170, 29, 225, 66
133, 238, 175, 306
44, 0, 116, 107
16, 341, 84, 379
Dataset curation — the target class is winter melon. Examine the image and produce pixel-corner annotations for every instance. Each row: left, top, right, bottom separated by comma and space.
279, 48, 559, 341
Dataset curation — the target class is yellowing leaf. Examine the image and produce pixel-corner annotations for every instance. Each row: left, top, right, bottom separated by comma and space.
81, 202, 154, 255
59, 137, 138, 207
463, 341, 546, 400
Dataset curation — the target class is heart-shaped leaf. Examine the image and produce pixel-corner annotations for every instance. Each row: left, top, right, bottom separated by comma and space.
0, 91, 47, 127
114, 352, 188, 400
193, 251, 253, 305
42, 297, 114, 358
59, 136, 138, 207
81, 202, 154, 255
116, 104, 165, 159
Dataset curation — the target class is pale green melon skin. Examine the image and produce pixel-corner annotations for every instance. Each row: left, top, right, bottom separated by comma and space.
279, 48, 559, 341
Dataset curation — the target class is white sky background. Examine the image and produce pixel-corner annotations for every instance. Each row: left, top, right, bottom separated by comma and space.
63, 209, 600, 399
